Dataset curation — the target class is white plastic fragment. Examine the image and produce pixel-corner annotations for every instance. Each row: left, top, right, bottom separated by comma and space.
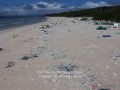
114, 23, 119, 28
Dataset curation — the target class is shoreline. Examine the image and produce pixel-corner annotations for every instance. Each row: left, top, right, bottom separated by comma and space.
0, 16, 47, 31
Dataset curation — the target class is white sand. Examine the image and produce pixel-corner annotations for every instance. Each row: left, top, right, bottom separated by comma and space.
0, 17, 120, 90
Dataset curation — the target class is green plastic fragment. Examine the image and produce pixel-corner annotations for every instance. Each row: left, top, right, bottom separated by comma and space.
96, 26, 107, 30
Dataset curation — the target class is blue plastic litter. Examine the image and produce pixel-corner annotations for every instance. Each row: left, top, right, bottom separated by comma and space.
102, 35, 111, 38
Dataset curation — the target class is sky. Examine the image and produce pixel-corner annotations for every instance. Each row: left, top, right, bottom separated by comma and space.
0, 0, 119, 16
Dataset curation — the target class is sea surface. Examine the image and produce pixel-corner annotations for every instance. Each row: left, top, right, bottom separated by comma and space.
0, 16, 45, 31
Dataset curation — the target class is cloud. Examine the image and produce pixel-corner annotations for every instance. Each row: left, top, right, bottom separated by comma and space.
35, 1, 65, 9
0, 1, 69, 16
82, 1, 111, 8
23, 4, 34, 10
1, 1, 111, 16
22, 1, 67, 11
60, 5, 67, 8
37, 4, 47, 8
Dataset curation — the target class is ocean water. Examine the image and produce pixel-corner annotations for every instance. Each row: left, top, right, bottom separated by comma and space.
0, 16, 45, 30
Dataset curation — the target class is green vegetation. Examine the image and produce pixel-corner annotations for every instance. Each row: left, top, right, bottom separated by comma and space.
46, 5, 120, 22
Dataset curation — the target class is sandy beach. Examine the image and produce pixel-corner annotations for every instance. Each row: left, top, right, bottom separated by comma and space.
0, 17, 120, 90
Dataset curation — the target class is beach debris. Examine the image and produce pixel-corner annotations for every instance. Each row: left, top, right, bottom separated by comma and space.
68, 29, 71, 32
46, 25, 50, 28
92, 82, 99, 90
102, 22, 113, 25
12, 34, 18, 38
40, 25, 51, 29
81, 17, 88, 21
99, 89, 110, 90
57, 63, 78, 72
113, 23, 119, 28
98, 85, 111, 90
21, 56, 30, 60
115, 32, 120, 35
95, 22, 101, 25
96, 26, 107, 30
41, 30, 48, 34
97, 36, 101, 38
95, 21, 113, 25
112, 55, 120, 60
29, 38, 34, 40
102, 35, 111, 38
21, 54, 38, 60
32, 54, 38, 58
22, 40, 28, 42
86, 75, 98, 83
115, 55, 120, 60
5, 62, 15, 68
0, 48, 4, 51
40, 27, 45, 29
30, 46, 49, 56
72, 21, 75, 23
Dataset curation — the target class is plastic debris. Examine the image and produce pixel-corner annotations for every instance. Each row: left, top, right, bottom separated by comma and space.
92, 82, 99, 90
102, 35, 111, 38
96, 26, 107, 30
95, 22, 101, 25
99, 88, 110, 90
13, 34, 18, 38
113, 23, 119, 28
95, 21, 113, 25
